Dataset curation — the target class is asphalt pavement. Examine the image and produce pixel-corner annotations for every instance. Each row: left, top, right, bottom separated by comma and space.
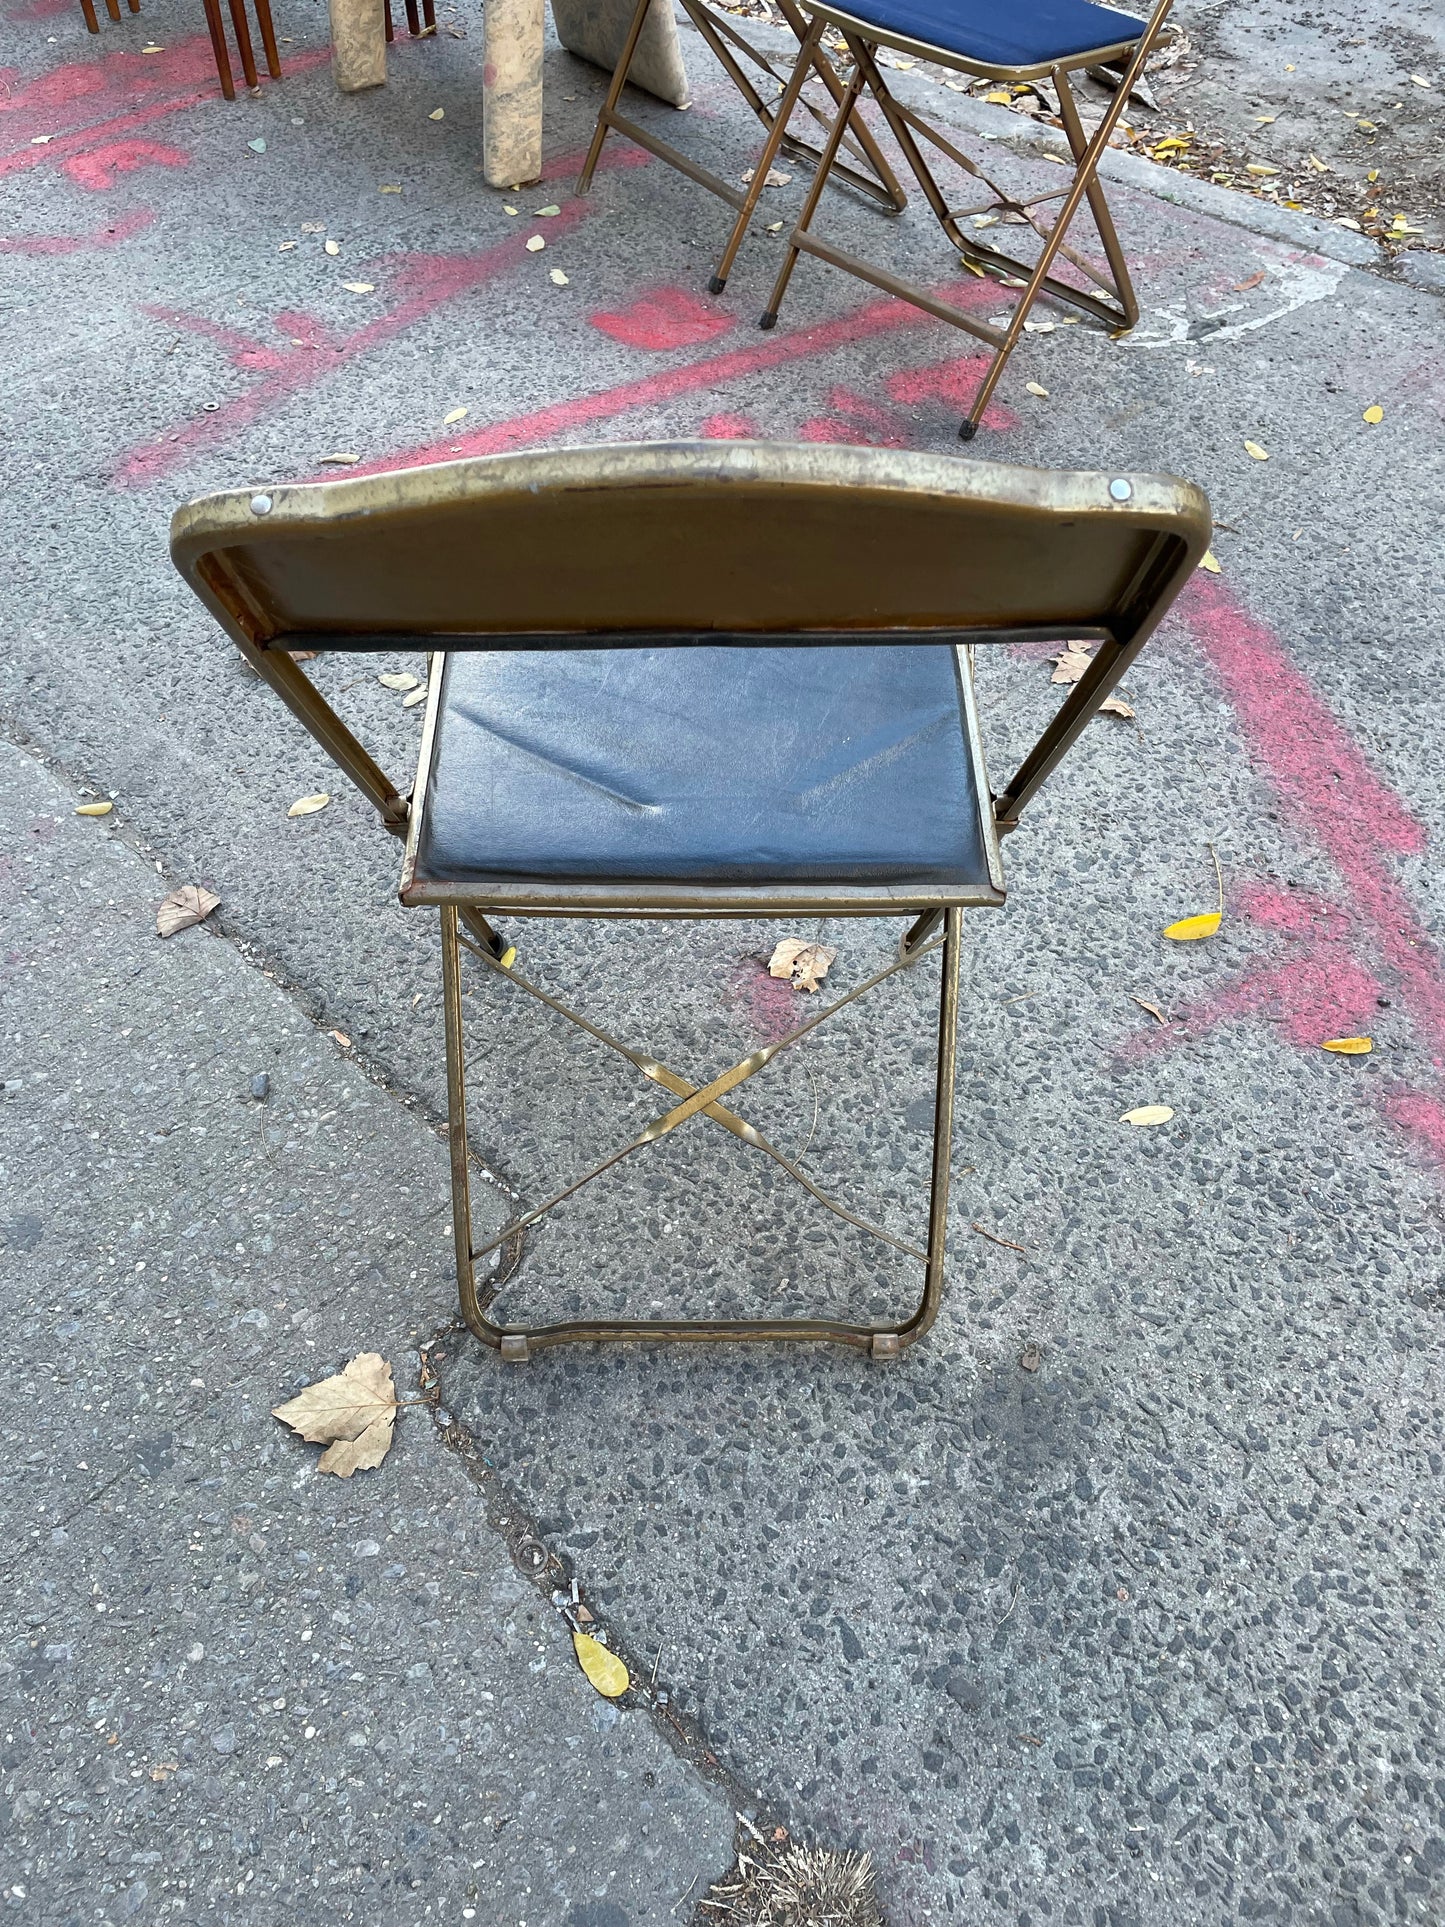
1, 3, 1443, 1924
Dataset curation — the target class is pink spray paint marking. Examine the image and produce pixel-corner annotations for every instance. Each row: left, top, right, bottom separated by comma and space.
0, 204, 152, 251
116, 149, 650, 487
885, 353, 1018, 430
1128, 574, 1445, 1174
798, 383, 913, 448
0, 39, 325, 180
340, 293, 992, 480
62, 136, 187, 190
699, 412, 758, 439
590, 285, 737, 352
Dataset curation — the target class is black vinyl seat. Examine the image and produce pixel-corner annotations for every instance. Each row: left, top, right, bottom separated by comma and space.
413, 643, 991, 889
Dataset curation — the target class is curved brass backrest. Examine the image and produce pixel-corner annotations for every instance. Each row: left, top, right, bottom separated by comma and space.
171, 441, 1210, 651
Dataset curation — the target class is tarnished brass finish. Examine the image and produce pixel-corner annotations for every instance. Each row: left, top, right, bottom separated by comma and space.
172, 442, 1209, 1360
753, 0, 1177, 436
576, 0, 907, 292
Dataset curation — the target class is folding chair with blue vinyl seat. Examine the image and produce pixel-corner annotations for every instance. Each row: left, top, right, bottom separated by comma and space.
742, 0, 1176, 438
171, 442, 1209, 1362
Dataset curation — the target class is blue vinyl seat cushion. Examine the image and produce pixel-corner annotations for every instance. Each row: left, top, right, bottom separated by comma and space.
825, 0, 1146, 70
413, 643, 991, 888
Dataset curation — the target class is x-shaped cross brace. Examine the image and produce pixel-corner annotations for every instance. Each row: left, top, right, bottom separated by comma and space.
441, 905, 963, 1359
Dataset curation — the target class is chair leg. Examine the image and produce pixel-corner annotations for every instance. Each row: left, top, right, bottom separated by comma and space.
441, 907, 489, 1344
226, 0, 260, 88
103, 0, 121, 20
202, 0, 237, 100
422, 0, 436, 27
893, 905, 962, 1352
384, 0, 395, 42
404, 0, 421, 35
254, 0, 283, 80
79, 0, 100, 31
576, 0, 653, 193
711, 12, 828, 293
760, 55, 865, 328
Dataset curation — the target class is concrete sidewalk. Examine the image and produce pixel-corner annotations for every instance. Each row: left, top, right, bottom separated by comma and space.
2, 3, 1444, 1924
0, 741, 733, 1923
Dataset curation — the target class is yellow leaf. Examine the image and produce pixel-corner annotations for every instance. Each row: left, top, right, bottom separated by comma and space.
141, 41, 163, 51
429, 107, 445, 119
320, 452, 360, 464
324, 238, 340, 256
1410, 74, 1431, 87
1163, 912, 1221, 941
443, 406, 468, 425
1243, 440, 1269, 460
1025, 380, 1050, 398
288, 792, 331, 817
985, 90, 1011, 104
503, 204, 519, 215
1245, 163, 1278, 176
1362, 404, 1383, 424
75, 800, 113, 816
402, 685, 429, 708
534, 204, 562, 216
380, 183, 402, 192
499, 945, 517, 970
341, 281, 375, 293
550, 268, 570, 286
1254, 114, 1277, 124
378, 671, 418, 690
572, 1631, 629, 1698
1321, 1036, 1373, 1055
1366, 168, 1379, 182
1121, 1105, 1174, 1127
1356, 119, 1375, 132
1198, 549, 1222, 574
958, 256, 985, 275
525, 235, 545, 252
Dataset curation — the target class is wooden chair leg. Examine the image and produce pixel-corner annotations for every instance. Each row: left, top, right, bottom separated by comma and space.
253, 0, 283, 78
79, 0, 101, 32
384, 0, 395, 40
404, 0, 421, 34
202, 0, 237, 99
227, 0, 260, 88
422, 0, 436, 27
103, 0, 122, 21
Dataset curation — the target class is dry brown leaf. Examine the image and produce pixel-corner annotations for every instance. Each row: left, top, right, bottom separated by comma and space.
272, 1352, 397, 1477
1198, 549, 1222, 574
741, 166, 793, 186
1099, 695, 1135, 718
320, 453, 360, 465
156, 884, 220, 939
1131, 996, 1168, 1025
402, 685, 429, 708
1025, 380, 1050, 398
768, 937, 837, 993
1050, 645, 1093, 684
1232, 270, 1267, 291
378, 671, 418, 690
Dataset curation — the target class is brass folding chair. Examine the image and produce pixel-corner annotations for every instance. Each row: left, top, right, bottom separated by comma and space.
172, 443, 1208, 1361
577, 0, 907, 296
748, 0, 1175, 438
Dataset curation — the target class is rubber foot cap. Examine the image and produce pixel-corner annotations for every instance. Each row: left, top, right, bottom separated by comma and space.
707, 275, 726, 295
759, 311, 778, 331
958, 419, 978, 442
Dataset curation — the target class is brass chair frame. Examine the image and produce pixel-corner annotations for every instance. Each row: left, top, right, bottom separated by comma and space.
171, 443, 1209, 1361
577, 0, 909, 296
747, 0, 1175, 437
